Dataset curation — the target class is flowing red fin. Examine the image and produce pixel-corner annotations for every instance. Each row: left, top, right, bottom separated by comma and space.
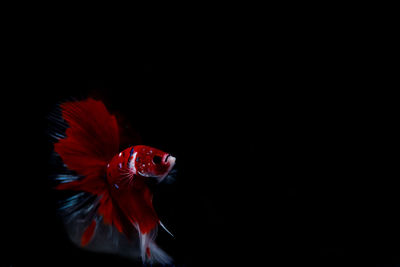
53, 99, 133, 239
110, 181, 159, 234
81, 220, 97, 246
54, 98, 119, 194
54, 98, 120, 179
97, 192, 136, 238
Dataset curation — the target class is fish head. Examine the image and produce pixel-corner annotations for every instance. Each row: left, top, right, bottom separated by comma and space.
132, 145, 176, 182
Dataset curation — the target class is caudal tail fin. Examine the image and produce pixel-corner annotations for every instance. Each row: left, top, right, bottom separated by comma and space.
49, 98, 121, 245
53, 98, 120, 179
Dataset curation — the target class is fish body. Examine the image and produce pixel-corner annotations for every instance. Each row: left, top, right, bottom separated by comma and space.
106, 145, 176, 234
50, 98, 176, 264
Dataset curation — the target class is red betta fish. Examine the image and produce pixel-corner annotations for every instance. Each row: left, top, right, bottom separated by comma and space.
49, 98, 176, 265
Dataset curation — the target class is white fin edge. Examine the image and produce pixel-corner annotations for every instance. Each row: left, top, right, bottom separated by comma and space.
159, 221, 174, 238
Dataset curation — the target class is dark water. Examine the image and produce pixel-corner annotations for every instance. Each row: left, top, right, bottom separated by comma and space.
4, 20, 397, 267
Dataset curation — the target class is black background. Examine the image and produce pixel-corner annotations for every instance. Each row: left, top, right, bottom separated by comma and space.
4, 12, 398, 267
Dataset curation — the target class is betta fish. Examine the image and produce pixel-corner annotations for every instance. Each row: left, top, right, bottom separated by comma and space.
49, 98, 176, 265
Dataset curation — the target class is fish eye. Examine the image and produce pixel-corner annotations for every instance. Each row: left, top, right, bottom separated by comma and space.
152, 155, 162, 164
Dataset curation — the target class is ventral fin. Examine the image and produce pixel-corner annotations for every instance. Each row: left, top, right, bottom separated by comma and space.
81, 220, 97, 246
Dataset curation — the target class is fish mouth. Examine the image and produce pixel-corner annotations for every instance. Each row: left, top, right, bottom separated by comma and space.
157, 154, 176, 182
162, 154, 176, 169
167, 155, 176, 170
